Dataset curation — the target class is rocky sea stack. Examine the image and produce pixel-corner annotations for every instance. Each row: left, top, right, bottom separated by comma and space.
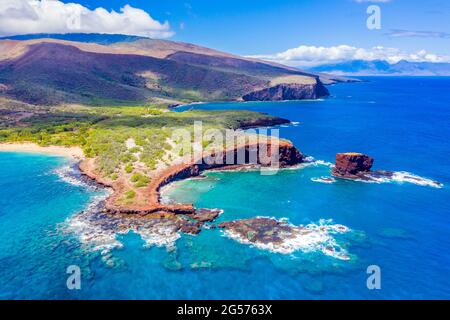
331, 152, 374, 179
242, 81, 329, 101
330, 152, 442, 187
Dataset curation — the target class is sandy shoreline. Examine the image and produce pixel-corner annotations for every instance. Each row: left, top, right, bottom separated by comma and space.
0, 140, 303, 216
0, 142, 85, 160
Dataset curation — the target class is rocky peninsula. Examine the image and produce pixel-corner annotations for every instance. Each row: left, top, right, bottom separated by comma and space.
242, 80, 329, 101
76, 138, 303, 235
80, 139, 303, 216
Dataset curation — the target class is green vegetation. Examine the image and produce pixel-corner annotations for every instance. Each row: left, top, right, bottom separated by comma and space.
125, 164, 134, 173
0, 103, 280, 179
0, 101, 287, 207
130, 173, 150, 188
124, 190, 136, 199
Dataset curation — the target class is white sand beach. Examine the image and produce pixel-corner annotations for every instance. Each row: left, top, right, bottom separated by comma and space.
0, 142, 85, 160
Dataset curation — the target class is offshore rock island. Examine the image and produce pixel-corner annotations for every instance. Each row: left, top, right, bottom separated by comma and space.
218, 217, 351, 260
331, 152, 374, 180
331, 152, 442, 187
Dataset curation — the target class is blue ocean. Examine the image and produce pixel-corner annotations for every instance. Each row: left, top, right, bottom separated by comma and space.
0, 77, 449, 299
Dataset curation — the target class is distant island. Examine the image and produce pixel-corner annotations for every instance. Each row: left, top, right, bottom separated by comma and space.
308, 59, 450, 76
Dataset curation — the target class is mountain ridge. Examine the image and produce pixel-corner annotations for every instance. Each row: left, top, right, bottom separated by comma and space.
0, 33, 353, 105
308, 59, 450, 76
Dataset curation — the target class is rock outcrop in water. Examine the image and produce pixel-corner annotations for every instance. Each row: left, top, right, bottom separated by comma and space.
218, 217, 351, 259
330, 152, 442, 187
331, 152, 374, 179
218, 218, 294, 245
236, 117, 290, 129
242, 81, 329, 101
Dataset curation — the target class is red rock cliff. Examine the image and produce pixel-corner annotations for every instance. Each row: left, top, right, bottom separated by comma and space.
98, 140, 303, 215
331, 152, 374, 178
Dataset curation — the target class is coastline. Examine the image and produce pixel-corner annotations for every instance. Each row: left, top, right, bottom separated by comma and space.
0, 142, 85, 160
79, 139, 303, 216
0, 123, 303, 218
171, 98, 328, 110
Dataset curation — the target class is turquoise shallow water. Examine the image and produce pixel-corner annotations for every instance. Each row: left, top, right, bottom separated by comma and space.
1, 77, 449, 299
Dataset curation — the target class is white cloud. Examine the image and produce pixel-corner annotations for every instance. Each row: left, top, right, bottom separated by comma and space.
0, 0, 174, 38
248, 45, 450, 67
386, 29, 450, 39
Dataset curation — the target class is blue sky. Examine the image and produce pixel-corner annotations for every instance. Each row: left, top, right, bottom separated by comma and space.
1, 1, 449, 66
65, 0, 450, 55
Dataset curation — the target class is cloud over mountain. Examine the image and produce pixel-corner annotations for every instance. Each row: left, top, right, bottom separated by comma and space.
249, 45, 449, 67
0, 0, 173, 38
386, 29, 450, 39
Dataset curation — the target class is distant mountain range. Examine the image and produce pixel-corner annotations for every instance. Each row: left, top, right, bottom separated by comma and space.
0, 33, 353, 106
308, 60, 450, 76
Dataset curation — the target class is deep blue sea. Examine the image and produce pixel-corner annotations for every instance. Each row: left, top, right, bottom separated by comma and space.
1, 77, 449, 299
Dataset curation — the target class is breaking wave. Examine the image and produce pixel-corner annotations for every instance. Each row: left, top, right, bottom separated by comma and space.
301, 157, 442, 188
301, 156, 334, 168
61, 200, 182, 259
58, 169, 182, 264
363, 171, 443, 188
311, 177, 336, 184
221, 218, 352, 261
54, 163, 98, 190
59, 193, 120, 257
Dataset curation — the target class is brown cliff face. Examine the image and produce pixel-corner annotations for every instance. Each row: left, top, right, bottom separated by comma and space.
331, 153, 374, 179
242, 81, 329, 102
84, 140, 303, 216
149, 141, 303, 212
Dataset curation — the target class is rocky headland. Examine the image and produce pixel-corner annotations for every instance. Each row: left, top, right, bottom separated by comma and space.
80, 139, 303, 216
242, 80, 329, 102
76, 138, 303, 235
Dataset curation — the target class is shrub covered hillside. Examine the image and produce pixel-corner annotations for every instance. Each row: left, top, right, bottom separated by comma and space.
0, 35, 345, 106
0, 103, 286, 205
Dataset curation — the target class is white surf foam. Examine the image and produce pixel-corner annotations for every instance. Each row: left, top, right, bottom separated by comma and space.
136, 224, 181, 251
302, 156, 334, 168
54, 164, 95, 189
61, 190, 181, 260
222, 218, 351, 260
363, 171, 443, 188
60, 193, 121, 256
311, 177, 336, 184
